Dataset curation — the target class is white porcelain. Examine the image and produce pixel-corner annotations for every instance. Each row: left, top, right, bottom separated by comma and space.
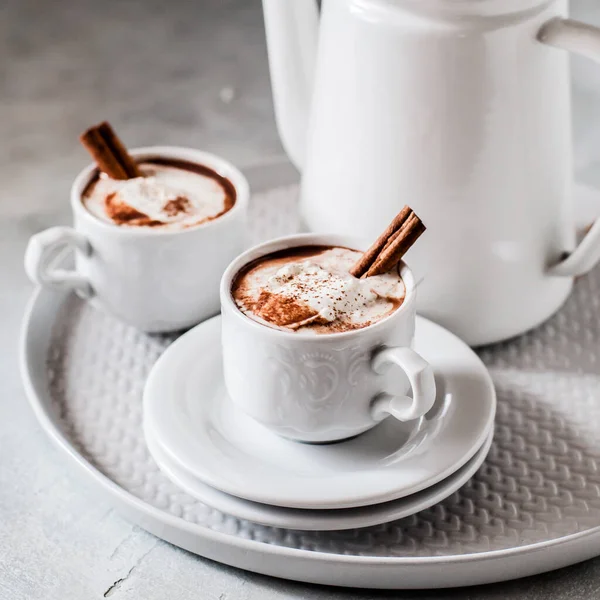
143, 315, 496, 510
24, 146, 249, 332
263, 0, 600, 345
220, 233, 436, 443
145, 422, 494, 531
18, 171, 600, 589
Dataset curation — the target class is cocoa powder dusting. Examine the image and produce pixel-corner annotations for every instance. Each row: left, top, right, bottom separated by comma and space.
104, 193, 164, 227
254, 290, 323, 328
253, 287, 373, 333
232, 245, 404, 334
82, 158, 237, 230
163, 196, 190, 217
105, 192, 147, 222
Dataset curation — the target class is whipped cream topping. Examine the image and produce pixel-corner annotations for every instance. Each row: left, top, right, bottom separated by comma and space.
233, 247, 405, 334
82, 161, 234, 230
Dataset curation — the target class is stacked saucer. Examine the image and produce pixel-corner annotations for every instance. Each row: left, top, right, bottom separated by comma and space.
143, 316, 496, 531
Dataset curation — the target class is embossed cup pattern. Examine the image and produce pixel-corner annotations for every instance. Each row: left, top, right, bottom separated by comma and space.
223, 317, 393, 439
220, 234, 421, 443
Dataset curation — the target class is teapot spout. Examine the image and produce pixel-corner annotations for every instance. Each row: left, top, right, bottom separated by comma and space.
262, 0, 319, 170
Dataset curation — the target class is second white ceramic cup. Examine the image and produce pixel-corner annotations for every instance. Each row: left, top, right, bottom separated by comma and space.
25, 146, 249, 332
220, 233, 436, 443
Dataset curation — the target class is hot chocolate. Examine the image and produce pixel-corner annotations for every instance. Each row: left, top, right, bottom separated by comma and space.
232, 245, 405, 334
82, 157, 236, 231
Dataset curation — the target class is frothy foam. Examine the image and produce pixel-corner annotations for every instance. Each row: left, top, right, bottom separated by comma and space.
82, 160, 235, 230
233, 246, 405, 334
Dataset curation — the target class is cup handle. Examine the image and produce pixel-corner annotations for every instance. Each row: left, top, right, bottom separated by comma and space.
538, 18, 600, 277
370, 346, 436, 422
24, 226, 94, 297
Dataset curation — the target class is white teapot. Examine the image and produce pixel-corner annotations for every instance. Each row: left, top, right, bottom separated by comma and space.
263, 0, 600, 345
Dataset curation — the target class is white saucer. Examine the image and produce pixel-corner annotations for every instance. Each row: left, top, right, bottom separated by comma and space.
144, 316, 496, 510
145, 423, 494, 531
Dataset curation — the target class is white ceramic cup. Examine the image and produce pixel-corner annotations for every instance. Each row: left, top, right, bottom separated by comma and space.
220, 233, 436, 443
25, 146, 249, 333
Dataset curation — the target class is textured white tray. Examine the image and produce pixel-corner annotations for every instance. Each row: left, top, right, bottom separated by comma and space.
19, 169, 600, 589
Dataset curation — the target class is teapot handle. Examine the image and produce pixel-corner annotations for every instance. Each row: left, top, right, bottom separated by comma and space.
539, 18, 600, 277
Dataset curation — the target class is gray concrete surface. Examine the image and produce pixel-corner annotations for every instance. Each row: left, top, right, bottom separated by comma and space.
2, 0, 600, 598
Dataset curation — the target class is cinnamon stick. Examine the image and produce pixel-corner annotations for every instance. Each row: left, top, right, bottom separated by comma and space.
365, 213, 425, 276
380, 227, 402, 254
80, 121, 142, 180
98, 121, 142, 178
349, 205, 412, 277
350, 206, 426, 278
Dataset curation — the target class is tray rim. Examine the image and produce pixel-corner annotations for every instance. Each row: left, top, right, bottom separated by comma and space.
19, 284, 600, 589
